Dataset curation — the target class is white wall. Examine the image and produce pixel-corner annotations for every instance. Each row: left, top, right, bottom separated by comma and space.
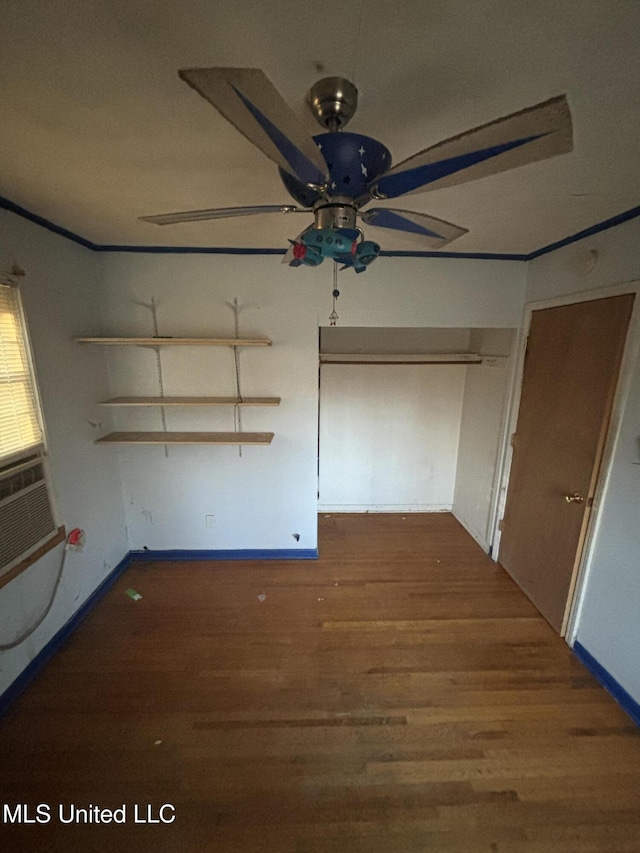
453, 329, 515, 550
0, 211, 128, 696
318, 364, 466, 511
320, 326, 474, 353
99, 253, 526, 550
98, 253, 322, 551
525, 217, 640, 704
317, 256, 527, 329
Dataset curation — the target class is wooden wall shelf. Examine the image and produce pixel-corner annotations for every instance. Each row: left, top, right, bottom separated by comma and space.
99, 396, 281, 407
75, 337, 271, 347
95, 432, 274, 446
79, 309, 276, 448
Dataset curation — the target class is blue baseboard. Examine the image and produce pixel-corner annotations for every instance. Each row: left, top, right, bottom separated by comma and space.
0, 546, 317, 718
129, 547, 318, 561
573, 640, 640, 727
0, 552, 132, 719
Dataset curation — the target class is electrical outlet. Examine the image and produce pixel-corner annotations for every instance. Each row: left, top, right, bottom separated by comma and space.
205, 515, 215, 528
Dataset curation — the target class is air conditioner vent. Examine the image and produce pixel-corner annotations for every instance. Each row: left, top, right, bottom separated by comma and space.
0, 460, 56, 573
0, 461, 45, 502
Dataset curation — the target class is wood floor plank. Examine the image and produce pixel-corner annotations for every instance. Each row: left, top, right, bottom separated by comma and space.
0, 512, 638, 852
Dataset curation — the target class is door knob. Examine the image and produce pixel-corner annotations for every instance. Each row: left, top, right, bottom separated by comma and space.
564, 492, 585, 504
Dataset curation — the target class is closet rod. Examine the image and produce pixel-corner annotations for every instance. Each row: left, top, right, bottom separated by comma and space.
319, 353, 483, 365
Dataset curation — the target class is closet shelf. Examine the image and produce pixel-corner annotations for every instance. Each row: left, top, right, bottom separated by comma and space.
99, 396, 281, 407
95, 431, 274, 446
320, 352, 482, 365
75, 336, 271, 347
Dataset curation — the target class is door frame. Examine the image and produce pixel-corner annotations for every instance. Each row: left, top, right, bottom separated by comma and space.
490, 278, 640, 640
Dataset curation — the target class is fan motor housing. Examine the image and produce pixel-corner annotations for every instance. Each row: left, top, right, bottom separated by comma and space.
279, 132, 392, 204
313, 198, 357, 231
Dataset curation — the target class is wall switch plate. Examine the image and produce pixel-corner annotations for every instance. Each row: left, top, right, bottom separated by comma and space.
205, 515, 215, 528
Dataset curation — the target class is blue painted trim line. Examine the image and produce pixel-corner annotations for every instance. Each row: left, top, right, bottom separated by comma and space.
379, 250, 528, 261
573, 640, 640, 727
95, 246, 527, 260
2, 194, 639, 262
129, 548, 318, 561
529, 205, 640, 259
0, 195, 97, 250
96, 245, 287, 255
0, 552, 132, 719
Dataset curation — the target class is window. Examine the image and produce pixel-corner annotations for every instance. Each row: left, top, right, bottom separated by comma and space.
0, 282, 59, 580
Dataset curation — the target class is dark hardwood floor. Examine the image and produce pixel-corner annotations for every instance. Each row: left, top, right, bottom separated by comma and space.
1, 513, 639, 851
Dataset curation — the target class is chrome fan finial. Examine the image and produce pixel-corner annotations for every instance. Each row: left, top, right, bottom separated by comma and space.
307, 77, 358, 131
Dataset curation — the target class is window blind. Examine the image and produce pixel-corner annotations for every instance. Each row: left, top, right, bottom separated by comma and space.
0, 284, 44, 462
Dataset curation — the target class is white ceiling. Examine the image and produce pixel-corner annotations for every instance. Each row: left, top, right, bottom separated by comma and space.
1, 0, 639, 254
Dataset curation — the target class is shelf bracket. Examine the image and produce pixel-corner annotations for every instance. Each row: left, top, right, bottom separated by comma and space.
134, 297, 169, 457
227, 297, 245, 457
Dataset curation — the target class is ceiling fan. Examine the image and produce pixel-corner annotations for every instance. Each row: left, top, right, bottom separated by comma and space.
140, 68, 573, 272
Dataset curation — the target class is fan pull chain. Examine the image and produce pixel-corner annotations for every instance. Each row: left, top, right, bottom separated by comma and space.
329, 262, 339, 326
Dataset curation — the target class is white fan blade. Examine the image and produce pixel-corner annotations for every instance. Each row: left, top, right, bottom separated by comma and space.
371, 95, 573, 199
179, 67, 329, 187
139, 205, 308, 226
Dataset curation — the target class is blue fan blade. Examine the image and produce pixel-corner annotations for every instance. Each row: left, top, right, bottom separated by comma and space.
371, 95, 572, 199
179, 68, 329, 187
361, 208, 467, 248
375, 135, 543, 198
362, 209, 441, 238
231, 85, 327, 186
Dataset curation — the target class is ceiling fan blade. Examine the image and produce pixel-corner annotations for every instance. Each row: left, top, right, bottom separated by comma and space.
139, 205, 309, 226
179, 67, 329, 187
371, 95, 572, 200
360, 208, 468, 249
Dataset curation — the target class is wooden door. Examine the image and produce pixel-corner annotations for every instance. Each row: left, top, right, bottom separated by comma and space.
499, 294, 634, 633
